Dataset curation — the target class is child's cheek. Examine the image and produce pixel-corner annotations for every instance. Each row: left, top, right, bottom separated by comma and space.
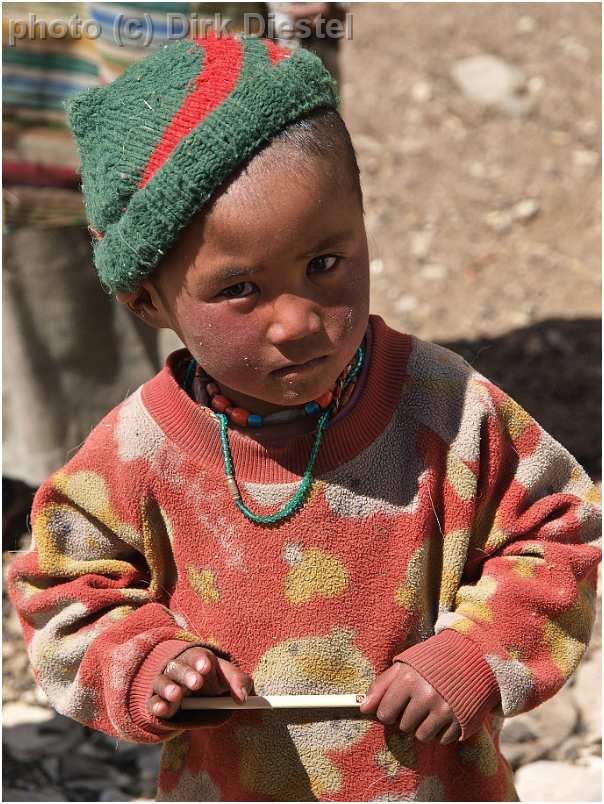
177, 303, 262, 378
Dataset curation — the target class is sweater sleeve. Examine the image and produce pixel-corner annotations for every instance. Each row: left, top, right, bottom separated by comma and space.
7, 460, 216, 744
395, 379, 601, 739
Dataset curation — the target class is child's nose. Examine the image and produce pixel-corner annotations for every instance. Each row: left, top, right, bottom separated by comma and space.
267, 296, 322, 345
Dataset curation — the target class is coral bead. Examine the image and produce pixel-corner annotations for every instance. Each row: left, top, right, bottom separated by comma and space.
230, 407, 250, 427
315, 390, 333, 409
211, 395, 230, 413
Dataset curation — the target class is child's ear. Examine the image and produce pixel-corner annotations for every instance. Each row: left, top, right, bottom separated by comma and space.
115, 283, 171, 329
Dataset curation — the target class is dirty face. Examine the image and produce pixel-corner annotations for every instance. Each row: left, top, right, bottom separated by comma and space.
134, 145, 370, 417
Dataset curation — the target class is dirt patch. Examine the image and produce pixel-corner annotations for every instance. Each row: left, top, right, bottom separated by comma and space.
341, 2, 601, 475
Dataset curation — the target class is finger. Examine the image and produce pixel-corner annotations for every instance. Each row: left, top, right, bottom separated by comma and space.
177, 647, 216, 675
375, 683, 412, 726
398, 698, 431, 735
215, 657, 254, 703
414, 711, 452, 743
148, 693, 180, 719
152, 674, 184, 704
439, 720, 462, 745
182, 651, 229, 697
163, 659, 203, 692
360, 665, 400, 713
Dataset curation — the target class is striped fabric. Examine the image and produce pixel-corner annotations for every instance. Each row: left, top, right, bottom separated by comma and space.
2, 3, 263, 228
2, 3, 99, 227
89, 2, 193, 84
88, 3, 265, 83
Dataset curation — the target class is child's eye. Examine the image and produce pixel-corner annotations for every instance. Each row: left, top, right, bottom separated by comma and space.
220, 281, 256, 299
309, 255, 339, 274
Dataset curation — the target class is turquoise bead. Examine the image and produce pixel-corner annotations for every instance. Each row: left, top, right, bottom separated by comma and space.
304, 401, 320, 416
248, 414, 263, 427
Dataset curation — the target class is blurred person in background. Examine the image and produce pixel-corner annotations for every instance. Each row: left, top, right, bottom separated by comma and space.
2, 2, 268, 547
2, 2, 159, 545
268, 2, 347, 84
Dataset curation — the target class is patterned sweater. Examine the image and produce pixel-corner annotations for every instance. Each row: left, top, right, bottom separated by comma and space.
9, 315, 601, 802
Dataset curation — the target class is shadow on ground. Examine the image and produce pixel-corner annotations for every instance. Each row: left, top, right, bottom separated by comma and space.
440, 317, 601, 478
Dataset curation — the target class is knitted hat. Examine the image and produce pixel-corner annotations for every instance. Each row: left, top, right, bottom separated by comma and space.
66, 35, 338, 294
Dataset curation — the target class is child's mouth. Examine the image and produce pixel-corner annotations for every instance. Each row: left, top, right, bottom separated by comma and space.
271, 355, 328, 378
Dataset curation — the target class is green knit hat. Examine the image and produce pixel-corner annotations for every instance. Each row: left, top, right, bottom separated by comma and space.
66, 35, 338, 293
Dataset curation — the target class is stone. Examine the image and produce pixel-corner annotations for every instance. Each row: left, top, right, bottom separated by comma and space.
500, 717, 536, 744
484, 209, 514, 233
527, 75, 545, 94
3, 713, 85, 761
514, 760, 601, 801
511, 199, 539, 222
484, 200, 539, 232
40, 756, 61, 783
579, 119, 598, 137
469, 161, 486, 178
2, 703, 54, 728
394, 295, 418, 313
410, 230, 432, 260
559, 36, 590, 62
573, 655, 601, 740
573, 149, 600, 168
411, 80, 433, 103
33, 685, 49, 706
548, 733, 588, 763
517, 15, 535, 33
61, 754, 131, 786
500, 685, 579, 768
451, 54, 533, 116
419, 264, 448, 281
523, 684, 579, 748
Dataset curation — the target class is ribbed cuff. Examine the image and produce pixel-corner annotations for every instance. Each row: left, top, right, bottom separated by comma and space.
394, 629, 501, 740
129, 639, 231, 735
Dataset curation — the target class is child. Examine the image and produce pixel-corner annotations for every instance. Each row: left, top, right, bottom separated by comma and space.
8, 35, 601, 802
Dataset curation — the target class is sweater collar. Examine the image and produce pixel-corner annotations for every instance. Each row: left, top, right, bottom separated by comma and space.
141, 315, 411, 484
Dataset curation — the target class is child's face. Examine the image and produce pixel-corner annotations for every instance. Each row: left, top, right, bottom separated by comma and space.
126, 150, 370, 416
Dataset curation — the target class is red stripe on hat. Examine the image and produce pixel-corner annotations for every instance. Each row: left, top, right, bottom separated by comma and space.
139, 36, 243, 189
263, 39, 290, 66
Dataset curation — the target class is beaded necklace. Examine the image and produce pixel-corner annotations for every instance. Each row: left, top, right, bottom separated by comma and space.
183, 342, 365, 524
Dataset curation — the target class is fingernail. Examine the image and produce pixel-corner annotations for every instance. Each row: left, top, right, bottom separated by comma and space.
239, 687, 248, 703
167, 685, 179, 698
186, 672, 198, 687
197, 660, 207, 672
154, 703, 163, 715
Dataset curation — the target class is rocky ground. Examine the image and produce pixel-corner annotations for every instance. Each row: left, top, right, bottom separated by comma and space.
3, 3, 601, 802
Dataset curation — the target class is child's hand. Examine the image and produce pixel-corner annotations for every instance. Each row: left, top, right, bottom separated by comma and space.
359, 661, 461, 744
148, 646, 253, 719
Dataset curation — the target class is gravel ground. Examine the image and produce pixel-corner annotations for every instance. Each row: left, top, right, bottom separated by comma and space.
343, 2, 601, 475
3, 3, 601, 801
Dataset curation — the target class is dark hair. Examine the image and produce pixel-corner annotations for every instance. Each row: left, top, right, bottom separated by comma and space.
250, 108, 363, 208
